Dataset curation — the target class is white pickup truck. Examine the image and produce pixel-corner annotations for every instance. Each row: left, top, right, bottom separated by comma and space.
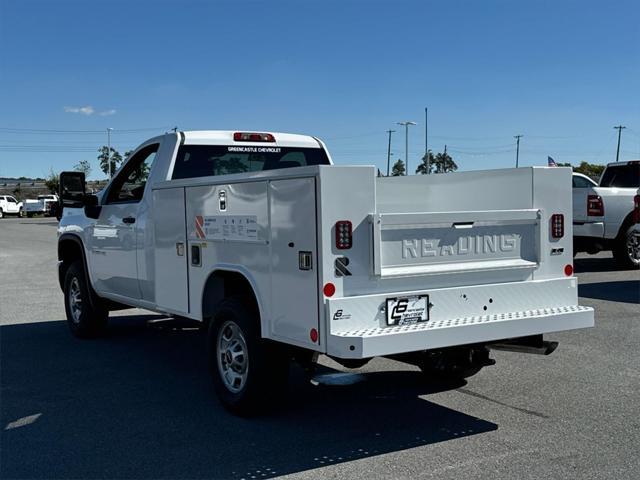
57, 130, 594, 415
24, 194, 59, 217
572, 161, 640, 268
0, 195, 23, 218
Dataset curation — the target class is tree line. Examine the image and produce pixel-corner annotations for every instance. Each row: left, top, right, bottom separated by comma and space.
390, 150, 458, 176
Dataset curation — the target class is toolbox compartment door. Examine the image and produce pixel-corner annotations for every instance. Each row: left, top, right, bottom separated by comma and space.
269, 177, 319, 346
371, 209, 540, 278
153, 187, 189, 313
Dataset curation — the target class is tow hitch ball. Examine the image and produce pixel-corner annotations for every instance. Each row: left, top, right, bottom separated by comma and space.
489, 335, 558, 356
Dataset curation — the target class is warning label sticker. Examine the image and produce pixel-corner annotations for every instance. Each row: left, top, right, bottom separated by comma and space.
195, 215, 260, 241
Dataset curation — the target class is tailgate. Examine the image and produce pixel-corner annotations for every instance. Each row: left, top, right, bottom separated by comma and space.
371, 209, 540, 277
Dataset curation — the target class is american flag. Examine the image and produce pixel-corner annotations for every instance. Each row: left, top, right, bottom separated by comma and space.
548, 156, 557, 167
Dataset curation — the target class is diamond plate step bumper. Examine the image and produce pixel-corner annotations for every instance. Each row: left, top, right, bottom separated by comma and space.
327, 305, 594, 359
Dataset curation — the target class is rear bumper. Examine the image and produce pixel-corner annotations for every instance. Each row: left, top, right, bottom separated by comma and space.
573, 221, 604, 239
328, 305, 593, 358
325, 278, 594, 359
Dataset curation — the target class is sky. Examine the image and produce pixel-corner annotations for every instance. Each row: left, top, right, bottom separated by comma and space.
0, 0, 639, 180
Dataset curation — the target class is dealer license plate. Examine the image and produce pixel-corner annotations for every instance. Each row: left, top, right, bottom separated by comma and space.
385, 295, 429, 326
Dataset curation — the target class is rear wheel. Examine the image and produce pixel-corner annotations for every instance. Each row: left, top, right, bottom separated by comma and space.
63, 261, 108, 337
207, 296, 289, 416
613, 226, 640, 269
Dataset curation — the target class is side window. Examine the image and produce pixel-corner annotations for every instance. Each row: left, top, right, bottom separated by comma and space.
106, 144, 159, 204
572, 176, 593, 188
7, 196, 17, 203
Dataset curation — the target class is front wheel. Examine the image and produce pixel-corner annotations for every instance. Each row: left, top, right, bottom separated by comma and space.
207, 296, 289, 416
0, 208, 3, 219
613, 226, 640, 270
63, 261, 108, 337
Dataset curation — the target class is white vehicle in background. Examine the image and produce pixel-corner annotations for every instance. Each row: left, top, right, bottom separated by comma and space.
57, 130, 594, 415
0, 195, 23, 218
573, 161, 640, 268
24, 194, 59, 217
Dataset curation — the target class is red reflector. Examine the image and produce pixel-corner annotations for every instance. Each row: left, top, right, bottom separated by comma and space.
310, 328, 318, 343
550, 214, 564, 239
323, 282, 336, 297
335, 220, 353, 250
564, 264, 574, 276
633, 195, 640, 224
587, 194, 604, 216
233, 132, 275, 142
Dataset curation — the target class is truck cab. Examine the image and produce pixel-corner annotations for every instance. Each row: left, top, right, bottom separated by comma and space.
572, 162, 640, 268
0, 195, 23, 218
57, 130, 594, 415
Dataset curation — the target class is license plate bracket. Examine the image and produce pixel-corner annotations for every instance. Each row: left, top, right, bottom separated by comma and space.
386, 295, 429, 326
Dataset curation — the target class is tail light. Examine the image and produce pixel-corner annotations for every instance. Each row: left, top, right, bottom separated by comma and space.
587, 195, 604, 216
335, 220, 353, 249
550, 214, 564, 239
633, 195, 640, 224
233, 132, 275, 142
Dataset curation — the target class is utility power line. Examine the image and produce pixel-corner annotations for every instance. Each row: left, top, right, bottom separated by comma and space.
0, 126, 172, 134
514, 134, 523, 167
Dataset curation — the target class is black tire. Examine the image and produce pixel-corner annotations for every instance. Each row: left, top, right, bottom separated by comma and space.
63, 261, 109, 338
418, 347, 491, 382
207, 295, 289, 416
0, 208, 3, 219
612, 226, 640, 270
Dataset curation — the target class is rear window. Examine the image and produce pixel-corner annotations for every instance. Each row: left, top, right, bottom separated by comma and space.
600, 164, 640, 188
171, 145, 330, 180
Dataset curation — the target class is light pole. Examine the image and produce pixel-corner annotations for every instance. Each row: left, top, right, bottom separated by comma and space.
386, 129, 395, 176
397, 121, 416, 175
107, 128, 114, 178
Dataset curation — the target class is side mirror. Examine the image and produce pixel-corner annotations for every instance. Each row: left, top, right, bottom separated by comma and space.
83, 194, 101, 219
59, 171, 86, 209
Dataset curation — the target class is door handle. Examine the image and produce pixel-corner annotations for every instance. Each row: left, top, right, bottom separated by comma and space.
122, 216, 136, 224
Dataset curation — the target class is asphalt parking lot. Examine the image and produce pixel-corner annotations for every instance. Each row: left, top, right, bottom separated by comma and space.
1, 217, 638, 480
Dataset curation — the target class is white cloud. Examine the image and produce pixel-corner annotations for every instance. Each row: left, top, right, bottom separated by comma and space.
64, 105, 95, 115
99, 109, 117, 116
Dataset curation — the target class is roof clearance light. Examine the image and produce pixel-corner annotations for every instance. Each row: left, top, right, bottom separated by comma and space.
335, 220, 353, 250
233, 132, 275, 142
550, 214, 564, 239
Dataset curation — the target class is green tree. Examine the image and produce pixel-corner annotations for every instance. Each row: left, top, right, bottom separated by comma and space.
431, 151, 458, 174
391, 159, 406, 176
98, 146, 123, 176
416, 150, 458, 174
415, 151, 435, 174
555, 161, 605, 181
74, 159, 92, 178
44, 169, 59, 194
574, 161, 605, 181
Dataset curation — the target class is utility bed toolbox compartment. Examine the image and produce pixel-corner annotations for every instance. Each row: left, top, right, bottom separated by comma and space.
371, 209, 540, 277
